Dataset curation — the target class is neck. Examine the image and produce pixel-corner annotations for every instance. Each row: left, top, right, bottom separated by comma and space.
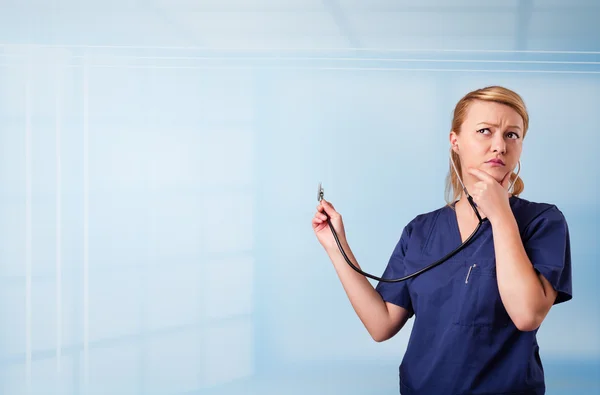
456, 193, 486, 221
460, 175, 480, 199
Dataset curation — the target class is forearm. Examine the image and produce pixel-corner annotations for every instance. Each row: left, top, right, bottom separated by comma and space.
325, 241, 396, 341
492, 214, 547, 331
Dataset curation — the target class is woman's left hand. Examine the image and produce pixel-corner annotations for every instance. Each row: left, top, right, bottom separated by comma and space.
466, 168, 512, 224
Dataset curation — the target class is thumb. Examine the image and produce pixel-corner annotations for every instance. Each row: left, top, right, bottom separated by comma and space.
321, 199, 338, 217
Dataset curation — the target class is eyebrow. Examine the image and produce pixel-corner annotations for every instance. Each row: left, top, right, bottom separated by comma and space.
477, 122, 522, 131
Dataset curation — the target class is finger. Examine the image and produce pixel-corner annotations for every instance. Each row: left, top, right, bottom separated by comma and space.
316, 212, 327, 221
313, 215, 328, 226
467, 168, 495, 183
474, 181, 487, 190
313, 221, 327, 232
316, 202, 332, 214
472, 185, 485, 198
323, 199, 335, 210
321, 199, 339, 217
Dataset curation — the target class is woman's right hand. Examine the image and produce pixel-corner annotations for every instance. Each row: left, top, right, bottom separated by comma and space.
312, 199, 347, 251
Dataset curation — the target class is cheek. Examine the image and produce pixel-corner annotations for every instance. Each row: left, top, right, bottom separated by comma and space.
461, 142, 488, 164
508, 142, 522, 157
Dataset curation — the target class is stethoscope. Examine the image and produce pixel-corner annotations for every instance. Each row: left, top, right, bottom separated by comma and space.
318, 150, 520, 283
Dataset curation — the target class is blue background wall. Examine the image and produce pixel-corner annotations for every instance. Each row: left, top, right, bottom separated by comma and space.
0, 1, 598, 394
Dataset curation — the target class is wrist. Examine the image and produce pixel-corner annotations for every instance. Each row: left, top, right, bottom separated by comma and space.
326, 238, 349, 257
326, 240, 345, 255
489, 209, 517, 230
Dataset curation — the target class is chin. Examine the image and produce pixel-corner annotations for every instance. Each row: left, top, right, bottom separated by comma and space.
485, 167, 508, 182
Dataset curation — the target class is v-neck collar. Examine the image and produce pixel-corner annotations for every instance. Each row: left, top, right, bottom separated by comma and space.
446, 196, 518, 245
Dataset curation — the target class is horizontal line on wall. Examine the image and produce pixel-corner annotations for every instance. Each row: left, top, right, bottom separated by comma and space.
3, 63, 598, 74
2, 54, 600, 65
1, 44, 600, 55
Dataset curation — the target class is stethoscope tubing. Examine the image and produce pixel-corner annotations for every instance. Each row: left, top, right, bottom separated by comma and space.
317, 150, 520, 283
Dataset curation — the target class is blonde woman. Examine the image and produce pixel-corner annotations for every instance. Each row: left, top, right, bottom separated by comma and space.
313, 86, 572, 395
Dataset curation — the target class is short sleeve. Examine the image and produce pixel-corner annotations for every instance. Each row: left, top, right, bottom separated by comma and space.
523, 206, 572, 305
375, 226, 414, 317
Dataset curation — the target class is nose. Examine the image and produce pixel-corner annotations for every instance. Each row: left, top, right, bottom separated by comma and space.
492, 133, 506, 154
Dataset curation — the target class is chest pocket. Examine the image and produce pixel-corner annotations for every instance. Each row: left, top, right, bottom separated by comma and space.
453, 258, 512, 328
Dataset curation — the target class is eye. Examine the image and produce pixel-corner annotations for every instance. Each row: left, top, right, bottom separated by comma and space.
506, 132, 520, 139
477, 128, 491, 135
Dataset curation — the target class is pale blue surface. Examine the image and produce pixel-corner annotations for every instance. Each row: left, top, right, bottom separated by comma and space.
0, 1, 599, 394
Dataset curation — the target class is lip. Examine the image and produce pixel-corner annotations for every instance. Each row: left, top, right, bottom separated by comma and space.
486, 159, 505, 166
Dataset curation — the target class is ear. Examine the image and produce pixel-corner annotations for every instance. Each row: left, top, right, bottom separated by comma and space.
449, 131, 459, 153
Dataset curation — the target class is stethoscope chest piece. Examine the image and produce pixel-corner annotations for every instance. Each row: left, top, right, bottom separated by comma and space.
318, 182, 324, 202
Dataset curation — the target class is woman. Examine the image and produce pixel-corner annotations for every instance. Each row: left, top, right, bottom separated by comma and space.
312, 86, 572, 395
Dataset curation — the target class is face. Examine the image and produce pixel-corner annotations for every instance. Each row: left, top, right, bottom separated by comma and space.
449, 100, 524, 185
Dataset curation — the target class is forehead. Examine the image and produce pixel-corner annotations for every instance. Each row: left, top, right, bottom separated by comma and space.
464, 100, 524, 128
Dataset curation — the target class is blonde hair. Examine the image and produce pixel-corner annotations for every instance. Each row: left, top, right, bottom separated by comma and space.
445, 86, 529, 205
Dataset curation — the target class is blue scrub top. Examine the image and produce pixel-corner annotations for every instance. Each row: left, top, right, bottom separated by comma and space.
375, 196, 572, 395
